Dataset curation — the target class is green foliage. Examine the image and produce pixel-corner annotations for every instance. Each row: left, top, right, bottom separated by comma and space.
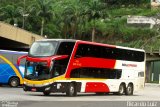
0, 0, 159, 49
0, 4, 21, 25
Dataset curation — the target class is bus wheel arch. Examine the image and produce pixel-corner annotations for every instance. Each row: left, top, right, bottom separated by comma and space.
125, 83, 134, 95
9, 76, 20, 87
66, 82, 77, 97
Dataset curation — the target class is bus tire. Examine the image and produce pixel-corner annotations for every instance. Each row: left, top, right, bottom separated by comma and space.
125, 83, 133, 95
9, 77, 20, 87
66, 83, 77, 97
43, 91, 51, 96
117, 83, 125, 95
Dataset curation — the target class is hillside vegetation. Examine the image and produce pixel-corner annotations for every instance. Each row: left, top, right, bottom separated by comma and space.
0, 0, 160, 50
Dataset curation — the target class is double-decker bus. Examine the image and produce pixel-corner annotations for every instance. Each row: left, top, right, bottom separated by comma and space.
19, 39, 145, 96
0, 50, 27, 87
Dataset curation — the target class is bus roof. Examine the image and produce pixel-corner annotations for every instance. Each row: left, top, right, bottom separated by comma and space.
37, 39, 76, 42
0, 49, 28, 55
36, 39, 145, 52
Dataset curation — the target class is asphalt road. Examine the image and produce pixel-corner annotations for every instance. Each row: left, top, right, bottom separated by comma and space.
0, 84, 160, 107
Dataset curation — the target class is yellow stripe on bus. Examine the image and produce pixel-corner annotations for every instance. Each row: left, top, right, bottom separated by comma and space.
0, 55, 23, 84
23, 75, 66, 85
24, 75, 106, 85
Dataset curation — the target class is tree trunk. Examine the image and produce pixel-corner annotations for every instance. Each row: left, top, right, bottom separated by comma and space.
92, 18, 96, 42
63, 25, 67, 39
41, 18, 44, 36
73, 24, 77, 39
73, 17, 78, 39
92, 27, 95, 42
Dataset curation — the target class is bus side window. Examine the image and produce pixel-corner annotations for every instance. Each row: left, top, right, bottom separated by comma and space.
138, 71, 144, 77
1, 53, 13, 63
57, 42, 75, 55
0, 57, 5, 64
70, 68, 80, 78
115, 69, 122, 79
75, 44, 102, 58
12, 54, 18, 64
76, 44, 88, 57
75, 45, 83, 58
70, 68, 122, 79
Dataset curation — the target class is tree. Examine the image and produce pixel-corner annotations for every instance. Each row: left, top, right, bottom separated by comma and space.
0, 5, 21, 26
85, 0, 106, 41
17, 0, 35, 29
60, 0, 85, 39
35, 0, 53, 36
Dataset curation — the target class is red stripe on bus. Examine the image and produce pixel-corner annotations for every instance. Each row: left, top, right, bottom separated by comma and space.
72, 57, 116, 69
26, 55, 68, 67
85, 82, 110, 92
65, 57, 116, 78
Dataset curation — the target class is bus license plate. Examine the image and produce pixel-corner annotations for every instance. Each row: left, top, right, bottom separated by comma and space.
31, 88, 37, 92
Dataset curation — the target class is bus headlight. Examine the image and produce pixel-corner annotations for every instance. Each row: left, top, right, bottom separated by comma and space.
45, 87, 51, 91
44, 83, 50, 86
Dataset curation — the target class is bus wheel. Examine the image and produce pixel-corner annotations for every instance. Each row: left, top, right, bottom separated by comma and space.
125, 84, 133, 95
117, 84, 125, 95
43, 91, 51, 96
9, 77, 19, 87
66, 83, 77, 97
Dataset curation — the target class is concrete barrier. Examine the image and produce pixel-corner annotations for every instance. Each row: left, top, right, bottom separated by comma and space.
0, 21, 44, 45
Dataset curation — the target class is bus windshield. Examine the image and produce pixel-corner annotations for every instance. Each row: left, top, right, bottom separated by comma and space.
24, 61, 51, 80
29, 41, 58, 57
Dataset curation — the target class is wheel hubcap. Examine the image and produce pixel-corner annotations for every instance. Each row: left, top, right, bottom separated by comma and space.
70, 86, 74, 94
128, 86, 132, 93
11, 80, 17, 87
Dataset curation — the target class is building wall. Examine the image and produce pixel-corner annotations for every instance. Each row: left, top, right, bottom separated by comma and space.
146, 61, 160, 83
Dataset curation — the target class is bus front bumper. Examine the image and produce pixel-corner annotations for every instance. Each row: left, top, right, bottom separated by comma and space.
23, 82, 70, 93
23, 84, 52, 92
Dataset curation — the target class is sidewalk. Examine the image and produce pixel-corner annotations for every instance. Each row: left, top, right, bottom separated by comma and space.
145, 83, 160, 87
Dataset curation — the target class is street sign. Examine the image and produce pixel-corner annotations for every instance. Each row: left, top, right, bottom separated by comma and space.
128, 16, 156, 24
127, 16, 160, 28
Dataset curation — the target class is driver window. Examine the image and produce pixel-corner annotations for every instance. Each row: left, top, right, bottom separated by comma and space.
51, 58, 69, 77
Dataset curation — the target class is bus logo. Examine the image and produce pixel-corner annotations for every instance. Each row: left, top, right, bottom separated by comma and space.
122, 63, 137, 67
73, 60, 82, 66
